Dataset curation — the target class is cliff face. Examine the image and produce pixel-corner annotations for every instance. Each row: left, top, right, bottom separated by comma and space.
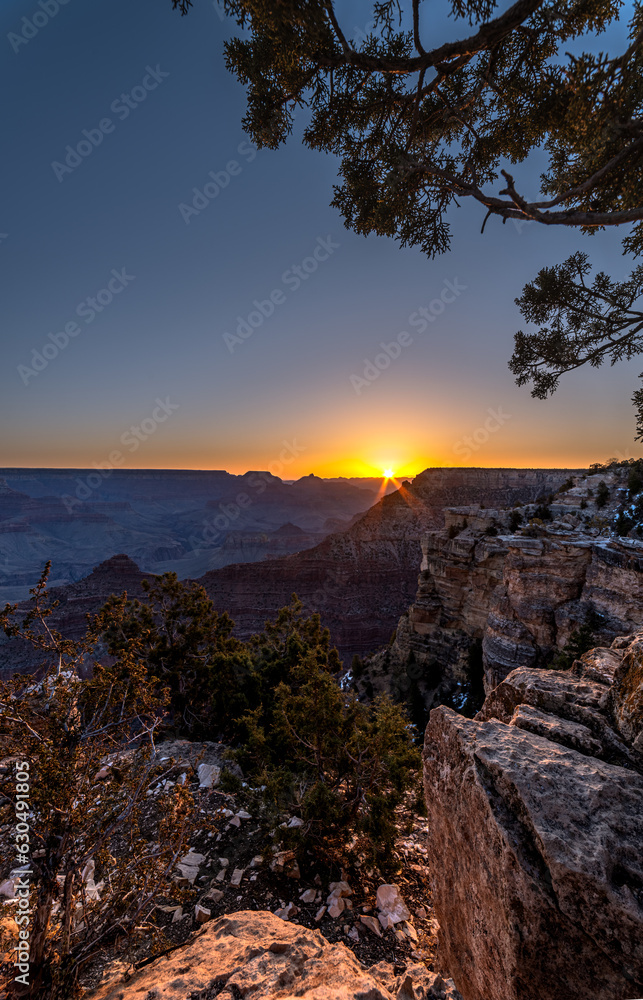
367, 469, 643, 709
199, 468, 579, 662
423, 633, 643, 1000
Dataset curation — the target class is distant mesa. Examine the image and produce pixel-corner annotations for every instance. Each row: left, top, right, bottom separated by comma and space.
273, 522, 306, 536
85, 553, 145, 584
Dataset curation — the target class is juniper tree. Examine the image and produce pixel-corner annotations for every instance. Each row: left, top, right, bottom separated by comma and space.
173, 0, 643, 244
510, 253, 643, 438
172, 0, 643, 428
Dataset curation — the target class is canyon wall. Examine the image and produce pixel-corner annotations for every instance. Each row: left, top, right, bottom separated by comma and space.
0, 468, 579, 673
423, 633, 643, 1000
199, 468, 579, 662
363, 469, 643, 712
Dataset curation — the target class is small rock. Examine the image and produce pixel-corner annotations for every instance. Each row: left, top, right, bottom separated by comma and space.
299, 889, 317, 903
328, 898, 346, 919
177, 850, 206, 884
195, 904, 211, 924
270, 850, 295, 871
237, 810, 252, 820
171, 907, 184, 923
315, 905, 327, 921
275, 902, 298, 920
215, 870, 227, 882
203, 888, 224, 904
415, 906, 427, 920
328, 881, 352, 900
348, 926, 360, 942
359, 914, 382, 937
376, 884, 411, 925
400, 920, 419, 943
218, 858, 229, 867
197, 763, 221, 788
229, 816, 241, 828
230, 868, 245, 886
287, 816, 304, 828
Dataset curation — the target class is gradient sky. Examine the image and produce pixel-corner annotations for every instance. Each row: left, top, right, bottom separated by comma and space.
1, 0, 640, 478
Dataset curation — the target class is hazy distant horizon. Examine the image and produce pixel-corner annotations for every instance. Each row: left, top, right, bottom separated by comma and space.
1, 0, 641, 477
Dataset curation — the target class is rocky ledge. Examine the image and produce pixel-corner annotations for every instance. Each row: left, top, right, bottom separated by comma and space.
90, 910, 463, 1000
423, 631, 643, 1000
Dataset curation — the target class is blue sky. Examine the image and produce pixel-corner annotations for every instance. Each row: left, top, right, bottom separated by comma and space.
1, 0, 640, 477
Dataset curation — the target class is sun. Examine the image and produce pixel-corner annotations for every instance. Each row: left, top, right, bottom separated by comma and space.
383, 468, 394, 479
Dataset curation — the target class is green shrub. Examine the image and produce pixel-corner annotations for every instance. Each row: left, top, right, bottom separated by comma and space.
628, 465, 643, 496
508, 510, 523, 532
550, 610, 602, 670
596, 480, 610, 508
219, 767, 243, 794
239, 652, 421, 859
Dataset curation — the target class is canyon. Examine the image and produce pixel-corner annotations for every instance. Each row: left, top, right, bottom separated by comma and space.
360, 467, 643, 714
0, 467, 579, 673
0, 469, 381, 603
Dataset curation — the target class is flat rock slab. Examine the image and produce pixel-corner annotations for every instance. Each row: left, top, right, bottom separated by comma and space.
89, 909, 459, 1000
424, 705, 643, 1000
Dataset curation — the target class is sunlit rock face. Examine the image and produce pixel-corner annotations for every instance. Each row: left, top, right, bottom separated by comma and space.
375, 470, 643, 710
423, 634, 643, 1000
199, 469, 579, 664
90, 909, 464, 1000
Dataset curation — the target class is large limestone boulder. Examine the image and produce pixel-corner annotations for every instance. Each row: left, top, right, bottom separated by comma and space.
90, 909, 461, 1000
423, 634, 643, 1000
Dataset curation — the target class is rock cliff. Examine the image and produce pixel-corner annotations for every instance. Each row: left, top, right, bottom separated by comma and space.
364, 469, 643, 712
423, 632, 643, 1000
0, 468, 580, 673
199, 468, 579, 663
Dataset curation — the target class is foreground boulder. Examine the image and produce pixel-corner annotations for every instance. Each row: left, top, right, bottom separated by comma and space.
91, 909, 462, 1000
423, 633, 643, 1000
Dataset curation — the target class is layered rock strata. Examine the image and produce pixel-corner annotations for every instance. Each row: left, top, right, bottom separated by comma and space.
423, 634, 643, 1000
1, 468, 578, 673
365, 470, 643, 708
199, 468, 578, 663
